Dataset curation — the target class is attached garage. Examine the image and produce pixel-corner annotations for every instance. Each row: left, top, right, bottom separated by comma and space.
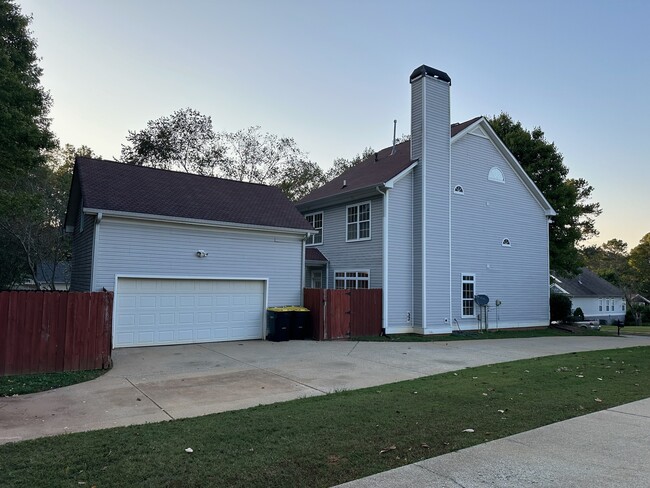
114, 278, 266, 347
65, 158, 314, 349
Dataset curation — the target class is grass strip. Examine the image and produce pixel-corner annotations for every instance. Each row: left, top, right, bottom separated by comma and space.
602, 325, 650, 336
0, 369, 107, 396
354, 327, 608, 342
1, 346, 649, 487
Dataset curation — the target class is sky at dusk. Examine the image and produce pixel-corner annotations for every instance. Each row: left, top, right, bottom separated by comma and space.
18, 0, 649, 248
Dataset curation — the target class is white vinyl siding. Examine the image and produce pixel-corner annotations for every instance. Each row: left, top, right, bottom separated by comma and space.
70, 212, 95, 291
572, 296, 626, 323
450, 129, 550, 329
305, 212, 323, 245
91, 217, 303, 309
386, 172, 414, 329
301, 196, 383, 289
346, 202, 371, 241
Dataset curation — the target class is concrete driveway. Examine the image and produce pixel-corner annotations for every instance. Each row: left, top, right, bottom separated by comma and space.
2, 335, 650, 444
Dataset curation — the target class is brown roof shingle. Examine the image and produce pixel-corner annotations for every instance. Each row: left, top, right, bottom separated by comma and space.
298, 117, 482, 206
305, 248, 328, 262
73, 158, 313, 231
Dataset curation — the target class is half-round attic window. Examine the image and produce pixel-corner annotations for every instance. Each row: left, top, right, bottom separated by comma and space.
488, 167, 505, 183
502, 238, 511, 247
453, 185, 464, 195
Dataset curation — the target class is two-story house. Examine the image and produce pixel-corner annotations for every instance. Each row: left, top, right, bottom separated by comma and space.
297, 65, 556, 335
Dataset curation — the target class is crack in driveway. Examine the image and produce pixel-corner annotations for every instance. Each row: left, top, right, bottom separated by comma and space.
125, 378, 175, 420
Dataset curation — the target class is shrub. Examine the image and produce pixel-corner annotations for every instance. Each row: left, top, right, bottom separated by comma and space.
550, 294, 572, 322
573, 307, 585, 321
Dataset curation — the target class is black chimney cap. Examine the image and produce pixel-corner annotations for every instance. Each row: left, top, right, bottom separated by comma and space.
409, 65, 451, 85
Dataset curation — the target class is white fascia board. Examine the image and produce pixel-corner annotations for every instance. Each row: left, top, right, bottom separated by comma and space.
296, 185, 393, 212
384, 162, 418, 188
452, 118, 556, 217
550, 283, 571, 295
82, 208, 312, 237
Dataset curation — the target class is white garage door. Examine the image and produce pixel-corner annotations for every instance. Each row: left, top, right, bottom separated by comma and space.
114, 278, 265, 347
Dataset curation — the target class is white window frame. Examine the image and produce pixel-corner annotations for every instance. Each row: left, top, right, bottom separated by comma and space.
310, 269, 323, 288
502, 238, 511, 247
334, 270, 370, 289
305, 211, 323, 246
598, 298, 603, 312
345, 201, 371, 242
488, 167, 505, 183
461, 274, 476, 318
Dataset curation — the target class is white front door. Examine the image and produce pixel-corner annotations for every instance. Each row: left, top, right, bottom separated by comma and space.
311, 269, 323, 288
114, 278, 265, 347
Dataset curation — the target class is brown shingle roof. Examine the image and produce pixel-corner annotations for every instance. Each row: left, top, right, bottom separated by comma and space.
305, 248, 328, 262
298, 117, 482, 205
553, 268, 624, 297
72, 158, 313, 231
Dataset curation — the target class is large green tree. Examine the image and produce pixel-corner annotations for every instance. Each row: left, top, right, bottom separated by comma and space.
121, 109, 324, 201
0, 144, 96, 290
121, 108, 224, 175
488, 113, 601, 275
0, 0, 55, 177
0, 0, 57, 289
629, 233, 650, 297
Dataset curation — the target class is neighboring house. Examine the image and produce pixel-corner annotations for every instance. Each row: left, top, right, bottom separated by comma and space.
19, 261, 71, 290
64, 159, 313, 348
550, 268, 626, 323
297, 65, 556, 335
630, 294, 650, 307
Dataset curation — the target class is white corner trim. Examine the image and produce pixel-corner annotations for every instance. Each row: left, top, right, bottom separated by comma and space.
421, 77, 427, 329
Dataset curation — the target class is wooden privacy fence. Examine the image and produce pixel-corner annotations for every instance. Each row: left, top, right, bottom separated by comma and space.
0, 291, 113, 376
304, 288, 382, 340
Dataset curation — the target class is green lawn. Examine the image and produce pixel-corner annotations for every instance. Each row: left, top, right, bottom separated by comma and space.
602, 325, 650, 336
0, 369, 107, 396
1, 346, 649, 487
354, 326, 608, 342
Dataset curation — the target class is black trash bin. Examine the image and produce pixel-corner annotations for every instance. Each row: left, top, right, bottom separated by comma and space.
267, 307, 290, 342
287, 306, 311, 340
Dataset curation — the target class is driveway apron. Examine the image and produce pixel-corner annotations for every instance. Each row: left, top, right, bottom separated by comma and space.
2, 335, 650, 444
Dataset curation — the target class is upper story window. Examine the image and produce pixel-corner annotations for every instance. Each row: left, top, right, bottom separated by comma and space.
335, 270, 369, 289
305, 212, 323, 246
488, 167, 505, 183
453, 185, 464, 195
346, 202, 371, 241
502, 238, 511, 247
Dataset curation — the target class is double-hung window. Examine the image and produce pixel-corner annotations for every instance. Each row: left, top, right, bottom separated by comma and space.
346, 202, 370, 241
599, 299, 603, 312
305, 212, 323, 245
334, 271, 369, 289
461, 274, 475, 317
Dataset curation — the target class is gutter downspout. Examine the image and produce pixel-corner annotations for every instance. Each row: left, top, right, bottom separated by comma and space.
448, 102, 453, 330
376, 186, 389, 333
301, 235, 308, 305
90, 211, 102, 291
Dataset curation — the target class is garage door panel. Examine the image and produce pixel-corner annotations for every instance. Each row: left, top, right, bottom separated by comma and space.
114, 278, 265, 347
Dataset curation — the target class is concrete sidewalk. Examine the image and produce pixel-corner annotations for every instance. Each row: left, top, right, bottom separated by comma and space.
336, 397, 650, 487
1, 335, 649, 444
